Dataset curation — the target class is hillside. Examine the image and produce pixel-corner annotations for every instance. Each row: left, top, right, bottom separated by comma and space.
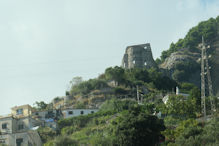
159, 16, 219, 96
36, 16, 219, 146
56, 67, 177, 109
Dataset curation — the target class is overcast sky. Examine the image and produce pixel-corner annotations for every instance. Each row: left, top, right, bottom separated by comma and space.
0, 0, 219, 115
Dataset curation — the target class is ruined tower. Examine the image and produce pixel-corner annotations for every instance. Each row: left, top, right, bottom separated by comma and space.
121, 43, 157, 69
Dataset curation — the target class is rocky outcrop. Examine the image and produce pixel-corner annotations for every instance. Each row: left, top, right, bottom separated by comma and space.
160, 38, 219, 96
160, 49, 200, 70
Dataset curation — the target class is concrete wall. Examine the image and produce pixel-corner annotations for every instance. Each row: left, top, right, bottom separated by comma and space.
0, 116, 41, 134
0, 116, 16, 134
0, 131, 42, 146
11, 105, 33, 118
62, 109, 99, 119
15, 117, 38, 133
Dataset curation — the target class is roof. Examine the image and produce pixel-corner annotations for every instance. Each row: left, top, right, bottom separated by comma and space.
63, 108, 99, 111
11, 104, 33, 110
0, 115, 13, 120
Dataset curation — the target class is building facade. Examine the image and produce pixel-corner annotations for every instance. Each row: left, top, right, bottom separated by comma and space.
32, 109, 62, 130
62, 108, 99, 119
0, 105, 42, 146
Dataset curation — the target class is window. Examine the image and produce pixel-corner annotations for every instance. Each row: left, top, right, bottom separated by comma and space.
2, 123, 7, 129
16, 109, 23, 115
91, 111, 94, 114
68, 111, 73, 115
35, 112, 39, 116
16, 138, 23, 146
0, 139, 5, 144
18, 124, 24, 130
80, 111, 84, 115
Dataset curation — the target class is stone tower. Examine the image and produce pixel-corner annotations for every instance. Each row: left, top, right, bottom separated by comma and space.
121, 43, 157, 69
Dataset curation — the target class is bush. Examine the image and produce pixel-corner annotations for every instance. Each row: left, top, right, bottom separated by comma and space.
70, 79, 108, 95
37, 127, 56, 143
53, 136, 78, 146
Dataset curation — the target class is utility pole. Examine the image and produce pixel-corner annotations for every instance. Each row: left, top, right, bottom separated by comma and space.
201, 37, 206, 120
200, 37, 216, 121
205, 44, 216, 114
137, 85, 140, 104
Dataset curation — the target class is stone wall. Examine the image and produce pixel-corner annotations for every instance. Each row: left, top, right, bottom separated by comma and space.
121, 43, 157, 69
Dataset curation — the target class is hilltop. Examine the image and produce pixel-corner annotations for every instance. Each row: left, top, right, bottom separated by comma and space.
159, 16, 219, 95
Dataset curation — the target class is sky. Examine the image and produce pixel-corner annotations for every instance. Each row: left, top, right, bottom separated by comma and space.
0, 0, 219, 115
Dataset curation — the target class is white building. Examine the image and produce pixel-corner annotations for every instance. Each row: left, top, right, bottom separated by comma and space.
62, 108, 99, 119
162, 87, 189, 104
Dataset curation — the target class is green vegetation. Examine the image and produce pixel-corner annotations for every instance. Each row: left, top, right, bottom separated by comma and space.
37, 16, 219, 146
163, 118, 219, 146
41, 99, 165, 146
33, 101, 49, 111
37, 127, 57, 143
70, 67, 177, 96
37, 64, 219, 146
160, 16, 219, 62
172, 61, 200, 82
70, 79, 109, 96
66, 66, 177, 109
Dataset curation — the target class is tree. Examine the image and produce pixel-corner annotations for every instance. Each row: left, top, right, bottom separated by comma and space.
70, 77, 83, 87
105, 66, 125, 85
160, 17, 218, 62
164, 95, 197, 119
34, 101, 48, 111
126, 68, 151, 83
163, 119, 202, 145
113, 107, 165, 146
174, 118, 219, 145
189, 87, 201, 112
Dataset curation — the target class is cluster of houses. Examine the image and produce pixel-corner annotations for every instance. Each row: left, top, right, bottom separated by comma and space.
0, 104, 98, 146
0, 86, 188, 146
